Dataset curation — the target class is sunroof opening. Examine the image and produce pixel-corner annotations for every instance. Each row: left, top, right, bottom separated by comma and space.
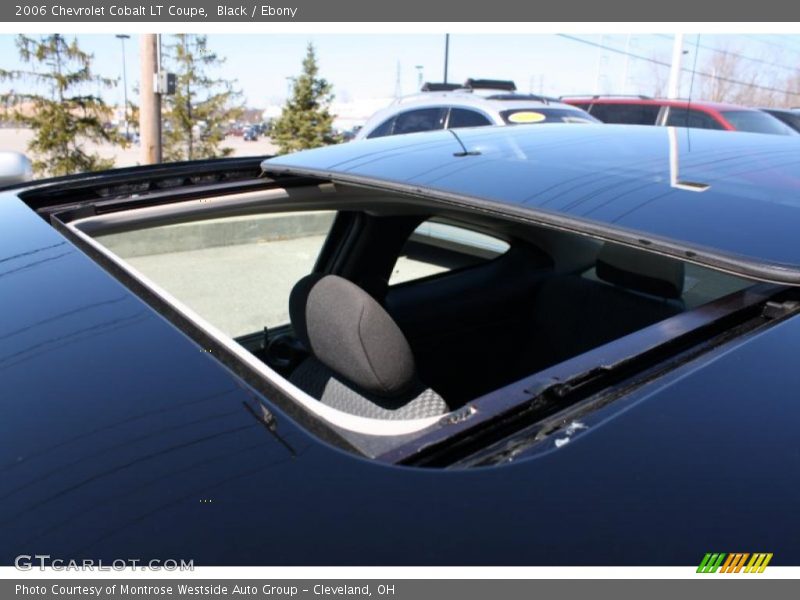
59, 184, 784, 465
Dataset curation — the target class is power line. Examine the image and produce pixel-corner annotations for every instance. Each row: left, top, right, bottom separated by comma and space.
781, 37, 800, 51
653, 33, 800, 73
557, 34, 800, 98
745, 34, 800, 55
557, 34, 671, 69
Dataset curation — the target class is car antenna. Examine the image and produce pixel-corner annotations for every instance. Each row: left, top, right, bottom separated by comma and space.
448, 129, 481, 157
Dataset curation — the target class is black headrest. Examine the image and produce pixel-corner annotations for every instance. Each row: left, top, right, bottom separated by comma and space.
596, 244, 684, 299
294, 275, 417, 397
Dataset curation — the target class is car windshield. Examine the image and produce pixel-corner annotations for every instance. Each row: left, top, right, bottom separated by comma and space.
721, 110, 797, 135
500, 108, 599, 125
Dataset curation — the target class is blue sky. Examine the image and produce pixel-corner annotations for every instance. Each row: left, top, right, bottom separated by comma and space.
1, 33, 799, 108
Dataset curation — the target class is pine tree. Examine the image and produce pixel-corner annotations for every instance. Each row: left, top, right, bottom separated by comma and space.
272, 43, 339, 154
0, 34, 123, 177
162, 34, 243, 162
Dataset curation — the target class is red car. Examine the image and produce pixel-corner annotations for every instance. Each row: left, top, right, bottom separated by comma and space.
561, 95, 797, 136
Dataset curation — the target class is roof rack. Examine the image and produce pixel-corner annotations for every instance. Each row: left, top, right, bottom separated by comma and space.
420, 82, 463, 92
559, 94, 652, 100
485, 93, 556, 104
464, 78, 517, 92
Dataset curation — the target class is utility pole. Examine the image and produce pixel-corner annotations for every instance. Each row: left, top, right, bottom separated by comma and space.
140, 33, 162, 164
394, 61, 402, 98
415, 65, 423, 91
620, 34, 631, 95
443, 34, 450, 83
594, 35, 606, 95
115, 34, 130, 139
667, 33, 685, 99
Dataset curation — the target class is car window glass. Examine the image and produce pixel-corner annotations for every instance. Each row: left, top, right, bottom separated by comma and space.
448, 108, 493, 128
582, 260, 750, 310
500, 108, 599, 124
366, 116, 395, 139
94, 211, 336, 337
720, 110, 796, 135
767, 110, 800, 132
392, 108, 446, 135
389, 220, 510, 285
665, 108, 724, 130
589, 103, 660, 125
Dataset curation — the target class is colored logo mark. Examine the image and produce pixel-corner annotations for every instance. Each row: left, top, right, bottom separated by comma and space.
697, 553, 773, 573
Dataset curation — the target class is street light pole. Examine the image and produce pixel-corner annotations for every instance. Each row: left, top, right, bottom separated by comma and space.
443, 34, 450, 83
116, 34, 131, 139
667, 33, 685, 99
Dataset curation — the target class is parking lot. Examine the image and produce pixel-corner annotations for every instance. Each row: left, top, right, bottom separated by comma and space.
95, 213, 444, 338
0, 127, 279, 167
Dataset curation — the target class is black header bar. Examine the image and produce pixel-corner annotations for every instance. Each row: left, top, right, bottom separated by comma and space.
2, 1, 799, 22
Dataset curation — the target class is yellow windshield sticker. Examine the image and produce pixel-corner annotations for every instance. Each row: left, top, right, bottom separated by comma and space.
508, 111, 547, 123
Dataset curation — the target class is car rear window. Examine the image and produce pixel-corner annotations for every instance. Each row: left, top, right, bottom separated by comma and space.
447, 108, 493, 129
500, 108, 598, 125
366, 116, 396, 139
664, 108, 724, 130
587, 103, 660, 125
721, 110, 797, 135
389, 220, 510, 285
392, 108, 447, 135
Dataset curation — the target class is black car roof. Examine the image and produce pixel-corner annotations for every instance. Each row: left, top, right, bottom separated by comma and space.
3, 137, 800, 563
2, 189, 800, 564
263, 124, 800, 284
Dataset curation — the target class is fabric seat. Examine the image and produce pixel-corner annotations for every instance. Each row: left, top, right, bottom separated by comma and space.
288, 274, 448, 420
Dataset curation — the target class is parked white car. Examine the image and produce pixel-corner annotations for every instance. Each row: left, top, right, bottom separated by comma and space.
355, 79, 599, 140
